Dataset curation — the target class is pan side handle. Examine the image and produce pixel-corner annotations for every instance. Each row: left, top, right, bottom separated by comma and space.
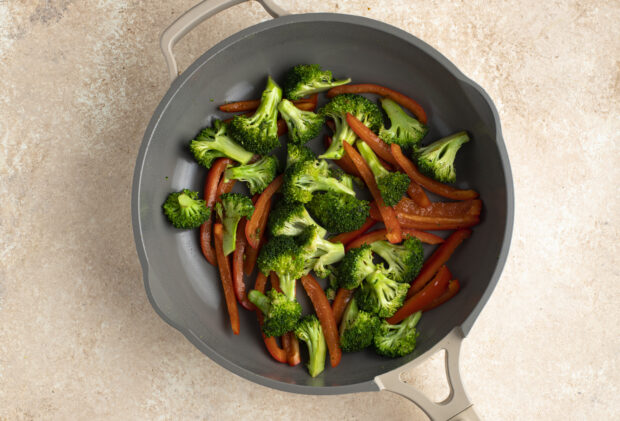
374, 327, 480, 421
160, 0, 289, 82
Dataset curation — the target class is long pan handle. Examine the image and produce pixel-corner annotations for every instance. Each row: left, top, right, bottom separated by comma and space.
160, 0, 289, 82
374, 327, 480, 421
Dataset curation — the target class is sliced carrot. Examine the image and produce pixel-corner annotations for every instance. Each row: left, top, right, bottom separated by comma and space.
213, 223, 240, 335
246, 175, 283, 248
387, 266, 451, 324
301, 274, 342, 368
332, 288, 355, 325
391, 144, 478, 201
408, 229, 471, 296
407, 181, 431, 208
329, 217, 377, 246
345, 228, 443, 251
422, 279, 460, 311
254, 272, 287, 363
343, 141, 402, 244
346, 113, 398, 165
327, 84, 427, 124
232, 219, 254, 311
369, 201, 481, 230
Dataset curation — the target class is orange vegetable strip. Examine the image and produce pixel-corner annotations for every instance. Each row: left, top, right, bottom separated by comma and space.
346, 113, 398, 165
422, 279, 461, 311
343, 141, 402, 244
395, 197, 482, 218
254, 272, 287, 363
345, 228, 443, 251
216, 178, 236, 202
332, 288, 355, 325
246, 175, 283, 248
232, 219, 254, 311
301, 274, 342, 367
327, 83, 427, 124
200, 158, 234, 266
277, 119, 287, 136
324, 136, 362, 177
243, 235, 264, 276
329, 217, 377, 246
369, 202, 481, 230
407, 181, 432, 208
387, 266, 451, 324
408, 229, 471, 297
309, 93, 319, 110
220, 98, 315, 113
213, 223, 240, 335
283, 332, 301, 367
294, 102, 315, 111
391, 144, 479, 200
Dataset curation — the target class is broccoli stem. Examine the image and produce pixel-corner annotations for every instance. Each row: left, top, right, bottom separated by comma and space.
278, 275, 297, 301
314, 177, 356, 197
339, 298, 359, 337
278, 98, 303, 122
307, 334, 327, 377
381, 97, 426, 134
248, 290, 271, 315
320, 117, 355, 160
356, 140, 388, 179
221, 217, 240, 256
177, 193, 195, 208
212, 133, 254, 165
251, 76, 280, 124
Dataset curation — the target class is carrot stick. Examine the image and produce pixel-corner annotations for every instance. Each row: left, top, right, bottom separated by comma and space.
387, 266, 451, 324
369, 202, 481, 230
327, 83, 427, 124
232, 219, 254, 310
220, 98, 315, 113
254, 272, 287, 363
345, 228, 443, 251
408, 229, 471, 297
391, 144, 478, 200
332, 288, 355, 325
407, 181, 431, 208
246, 175, 283, 248
329, 217, 377, 246
301, 274, 342, 367
200, 158, 234, 266
346, 113, 398, 165
343, 141, 402, 244
422, 279, 460, 311
213, 223, 240, 335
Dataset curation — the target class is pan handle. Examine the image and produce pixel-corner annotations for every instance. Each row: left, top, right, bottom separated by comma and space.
374, 327, 480, 421
160, 0, 289, 82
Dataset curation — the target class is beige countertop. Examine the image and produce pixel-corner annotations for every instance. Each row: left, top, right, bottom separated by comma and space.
1, 1, 618, 419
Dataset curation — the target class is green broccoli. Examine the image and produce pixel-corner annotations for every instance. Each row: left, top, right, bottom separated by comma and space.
268, 201, 327, 238
374, 311, 422, 357
328, 167, 363, 190
306, 191, 370, 234
415, 131, 470, 184
224, 156, 277, 195
356, 266, 408, 318
257, 235, 305, 301
286, 144, 316, 169
247, 289, 302, 337
319, 94, 383, 160
189, 120, 254, 169
339, 297, 380, 352
162, 189, 211, 229
294, 315, 327, 377
324, 271, 339, 301
335, 244, 377, 289
356, 140, 409, 206
229, 76, 282, 155
370, 236, 424, 283
277, 99, 325, 145
215, 193, 254, 255
296, 225, 345, 278
283, 64, 351, 100
379, 98, 428, 150
282, 159, 356, 203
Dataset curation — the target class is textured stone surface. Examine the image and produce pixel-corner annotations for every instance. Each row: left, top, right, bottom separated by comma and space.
0, 0, 618, 420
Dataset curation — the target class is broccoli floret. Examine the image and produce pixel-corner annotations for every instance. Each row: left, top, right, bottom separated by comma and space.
268, 201, 327, 238
283, 64, 351, 100
319, 94, 383, 160
228, 76, 282, 155
374, 311, 422, 357
162, 189, 211, 229
370, 236, 424, 283
339, 297, 381, 352
286, 144, 316, 169
224, 156, 277, 195
335, 244, 377, 289
282, 159, 356, 203
277, 99, 325, 145
296, 225, 345, 278
356, 140, 409, 206
248, 289, 302, 337
257, 236, 305, 300
189, 120, 254, 169
379, 98, 428, 150
328, 167, 363, 191
356, 266, 408, 317
415, 131, 470, 184
306, 191, 370, 234
215, 193, 254, 255
324, 271, 339, 301
295, 315, 327, 377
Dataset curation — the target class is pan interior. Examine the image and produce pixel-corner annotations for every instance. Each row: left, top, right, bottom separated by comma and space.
134, 15, 509, 392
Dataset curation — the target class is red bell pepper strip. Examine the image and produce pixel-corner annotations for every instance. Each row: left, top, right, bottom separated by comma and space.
216, 178, 236, 202
345, 227, 444, 251
243, 235, 264, 276
200, 158, 234, 266
391, 144, 479, 201
301, 274, 342, 368
220, 98, 315, 113
327, 83, 427, 124
369, 201, 481, 230
422, 279, 461, 311
246, 175, 283, 248
213, 223, 240, 335
346, 113, 398, 165
331, 288, 355, 325
387, 265, 451, 324
282, 331, 301, 367
343, 141, 402, 244
308, 93, 319, 110
329, 217, 377, 246
254, 272, 287, 363
407, 181, 431, 208
395, 197, 482, 218
277, 119, 287, 136
408, 229, 471, 297
232, 219, 254, 311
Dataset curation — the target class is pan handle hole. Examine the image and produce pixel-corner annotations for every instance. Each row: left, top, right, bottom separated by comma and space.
399, 349, 450, 404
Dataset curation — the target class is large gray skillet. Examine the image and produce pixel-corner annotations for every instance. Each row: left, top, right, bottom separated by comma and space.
131, 1, 514, 419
